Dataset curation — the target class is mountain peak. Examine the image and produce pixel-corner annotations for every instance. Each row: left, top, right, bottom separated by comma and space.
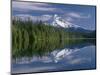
52, 14, 67, 28
52, 14, 80, 28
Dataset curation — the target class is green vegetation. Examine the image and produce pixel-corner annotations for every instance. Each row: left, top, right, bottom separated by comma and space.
12, 19, 95, 59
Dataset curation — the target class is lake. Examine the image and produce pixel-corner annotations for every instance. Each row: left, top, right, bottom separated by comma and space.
11, 39, 96, 74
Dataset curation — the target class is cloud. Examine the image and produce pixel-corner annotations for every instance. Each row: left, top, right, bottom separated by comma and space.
13, 14, 52, 22
69, 58, 83, 64
68, 57, 91, 65
12, 1, 58, 12
41, 15, 53, 21
64, 17, 73, 22
67, 12, 91, 19
12, 65, 58, 73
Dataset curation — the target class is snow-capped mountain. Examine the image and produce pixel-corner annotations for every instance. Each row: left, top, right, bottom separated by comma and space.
52, 14, 80, 28
51, 14, 93, 33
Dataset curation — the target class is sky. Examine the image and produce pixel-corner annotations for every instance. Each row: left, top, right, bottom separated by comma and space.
12, 1, 96, 30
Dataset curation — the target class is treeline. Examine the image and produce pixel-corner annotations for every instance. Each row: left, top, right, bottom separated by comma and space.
12, 19, 85, 58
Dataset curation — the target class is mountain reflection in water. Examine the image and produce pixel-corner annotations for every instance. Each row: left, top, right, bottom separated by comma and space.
13, 48, 81, 64
12, 39, 96, 74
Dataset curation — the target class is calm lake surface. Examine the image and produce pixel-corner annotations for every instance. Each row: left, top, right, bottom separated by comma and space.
11, 40, 96, 74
